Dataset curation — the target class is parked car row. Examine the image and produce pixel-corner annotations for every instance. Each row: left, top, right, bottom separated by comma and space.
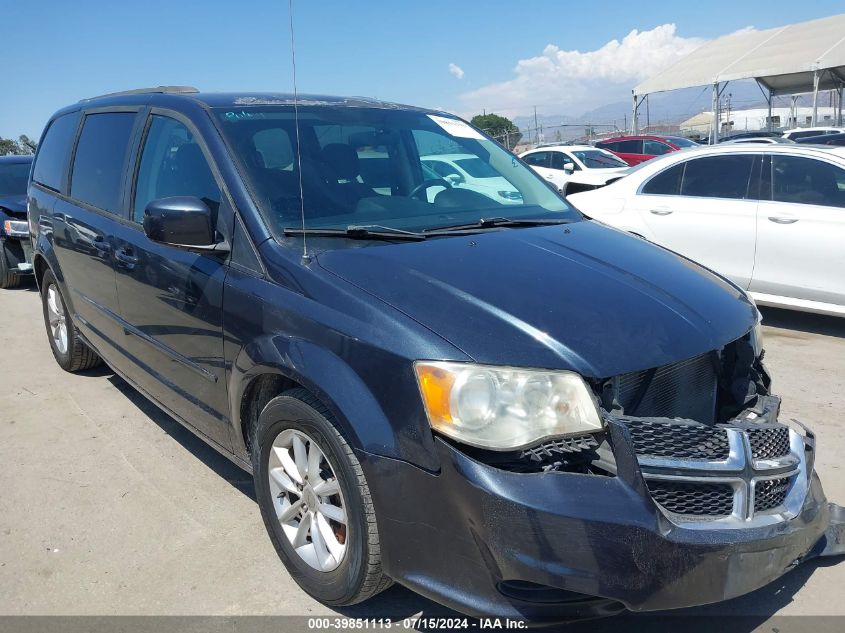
5, 88, 845, 622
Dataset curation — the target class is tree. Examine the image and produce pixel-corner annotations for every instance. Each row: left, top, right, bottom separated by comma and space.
18, 135, 37, 154
470, 113, 522, 149
0, 135, 37, 156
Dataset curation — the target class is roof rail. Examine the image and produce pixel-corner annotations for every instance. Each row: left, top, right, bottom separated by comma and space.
79, 86, 199, 102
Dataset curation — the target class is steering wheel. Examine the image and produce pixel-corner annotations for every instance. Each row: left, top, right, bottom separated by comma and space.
408, 178, 453, 200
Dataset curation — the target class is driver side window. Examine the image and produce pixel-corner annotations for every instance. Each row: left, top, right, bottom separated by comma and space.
550, 152, 579, 171
133, 116, 220, 224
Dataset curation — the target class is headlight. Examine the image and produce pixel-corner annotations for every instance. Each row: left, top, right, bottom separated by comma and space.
750, 313, 764, 358
3, 220, 28, 238
414, 361, 603, 451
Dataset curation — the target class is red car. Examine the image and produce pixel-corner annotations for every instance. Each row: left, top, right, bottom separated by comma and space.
595, 135, 699, 165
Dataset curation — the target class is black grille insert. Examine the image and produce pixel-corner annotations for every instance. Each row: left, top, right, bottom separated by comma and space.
748, 427, 791, 460
617, 352, 718, 424
647, 480, 735, 517
521, 435, 599, 462
754, 478, 790, 512
625, 419, 730, 460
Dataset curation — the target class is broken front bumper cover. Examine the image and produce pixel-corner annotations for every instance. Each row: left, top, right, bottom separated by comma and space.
359, 413, 845, 620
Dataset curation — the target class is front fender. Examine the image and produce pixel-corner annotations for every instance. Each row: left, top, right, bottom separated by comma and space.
229, 335, 441, 473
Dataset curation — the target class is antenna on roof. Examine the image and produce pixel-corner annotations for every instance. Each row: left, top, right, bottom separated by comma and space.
288, 0, 310, 265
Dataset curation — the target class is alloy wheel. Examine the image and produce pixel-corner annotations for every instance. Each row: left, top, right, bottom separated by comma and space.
46, 285, 68, 355
267, 429, 348, 571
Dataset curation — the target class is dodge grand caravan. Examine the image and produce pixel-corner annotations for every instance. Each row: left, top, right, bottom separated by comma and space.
28, 87, 845, 620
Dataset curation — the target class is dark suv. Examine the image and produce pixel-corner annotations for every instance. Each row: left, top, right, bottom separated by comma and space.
29, 87, 844, 621
0, 154, 35, 287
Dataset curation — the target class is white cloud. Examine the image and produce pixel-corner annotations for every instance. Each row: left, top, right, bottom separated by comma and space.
448, 63, 465, 80
457, 24, 705, 117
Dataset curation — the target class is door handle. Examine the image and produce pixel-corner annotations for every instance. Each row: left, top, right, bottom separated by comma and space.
115, 247, 139, 270
768, 216, 799, 224
649, 208, 674, 216
545, 174, 554, 180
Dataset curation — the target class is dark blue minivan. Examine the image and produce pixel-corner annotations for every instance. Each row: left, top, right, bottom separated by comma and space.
28, 87, 844, 620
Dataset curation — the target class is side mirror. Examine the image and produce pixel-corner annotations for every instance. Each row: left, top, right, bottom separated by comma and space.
143, 196, 229, 253
445, 173, 464, 186
563, 162, 575, 173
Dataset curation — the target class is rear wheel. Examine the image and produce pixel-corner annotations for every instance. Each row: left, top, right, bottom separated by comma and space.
251, 388, 391, 606
40, 270, 102, 372
0, 243, 21, 289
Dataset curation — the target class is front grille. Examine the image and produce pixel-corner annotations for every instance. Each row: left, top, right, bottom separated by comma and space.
625, 418, 730, 460
617, 352, 717, 424
647, 480, 735, 517
748, 426, 791, 460
754, 478, 791, 512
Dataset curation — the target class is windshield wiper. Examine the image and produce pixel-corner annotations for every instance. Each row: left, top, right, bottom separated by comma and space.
283, 224, 427, 241
425, 217, 574, 233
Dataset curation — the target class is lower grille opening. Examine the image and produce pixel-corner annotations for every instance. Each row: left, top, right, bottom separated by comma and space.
647, 480, 734, 517
754, 478, 791, 512
497, 580, 604, 605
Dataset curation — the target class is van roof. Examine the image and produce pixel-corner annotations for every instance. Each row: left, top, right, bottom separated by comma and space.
74, 87, 436, 113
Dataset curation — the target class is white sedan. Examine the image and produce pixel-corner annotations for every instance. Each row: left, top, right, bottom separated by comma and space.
519, 144, 630, 195
568, 144, 845, 317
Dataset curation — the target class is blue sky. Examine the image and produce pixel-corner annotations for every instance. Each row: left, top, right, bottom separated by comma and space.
2, 0, 844, 138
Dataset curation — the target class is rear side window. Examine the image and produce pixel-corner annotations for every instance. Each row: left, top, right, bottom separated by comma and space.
642, 162, 684, 195
71, 112, 136, 213
133, 115, 220, 223
32, 112, 80, 192
643, 140, 672, 156
615, 139, 643, 154
680, 155, 755, 199
771, 156, 845, 208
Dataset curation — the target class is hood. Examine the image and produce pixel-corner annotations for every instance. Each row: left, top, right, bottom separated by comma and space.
0, 195, 27, 217
317, 221, 757, 378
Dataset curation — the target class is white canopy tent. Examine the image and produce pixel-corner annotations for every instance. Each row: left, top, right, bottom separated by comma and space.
633, 13, 845, 141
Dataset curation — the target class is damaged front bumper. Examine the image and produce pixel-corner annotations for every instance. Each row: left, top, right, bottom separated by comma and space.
359, 401, 845, 620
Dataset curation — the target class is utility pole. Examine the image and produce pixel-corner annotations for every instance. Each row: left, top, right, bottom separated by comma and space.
533, 106, 539, 146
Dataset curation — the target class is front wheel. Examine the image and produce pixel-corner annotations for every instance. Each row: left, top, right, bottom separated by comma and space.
251, 388, 391, 606
40, 270, 102, 372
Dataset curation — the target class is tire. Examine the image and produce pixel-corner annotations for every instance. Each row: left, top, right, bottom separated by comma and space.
40, 270, 102, 372
251, 388, 391, 606
0, 243, 21, 289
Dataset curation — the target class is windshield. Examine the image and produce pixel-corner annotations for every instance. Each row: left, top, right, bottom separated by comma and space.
571, 149, 628, 169
214, 107, 577, 237
454, 157, 499, 178
0, 162, 31, 197
666, 136, 698, 148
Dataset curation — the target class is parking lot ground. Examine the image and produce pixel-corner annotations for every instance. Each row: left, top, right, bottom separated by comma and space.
1, 283, 845, 627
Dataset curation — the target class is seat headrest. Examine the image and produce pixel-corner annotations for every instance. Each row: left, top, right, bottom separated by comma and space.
322, 143, 360, 180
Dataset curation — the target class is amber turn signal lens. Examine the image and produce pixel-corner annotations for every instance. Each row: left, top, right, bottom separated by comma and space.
416, 364, 455, 424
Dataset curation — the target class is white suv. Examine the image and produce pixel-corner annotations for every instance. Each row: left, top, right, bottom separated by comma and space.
569, 144, 845, 316
520, 144, 630, 195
